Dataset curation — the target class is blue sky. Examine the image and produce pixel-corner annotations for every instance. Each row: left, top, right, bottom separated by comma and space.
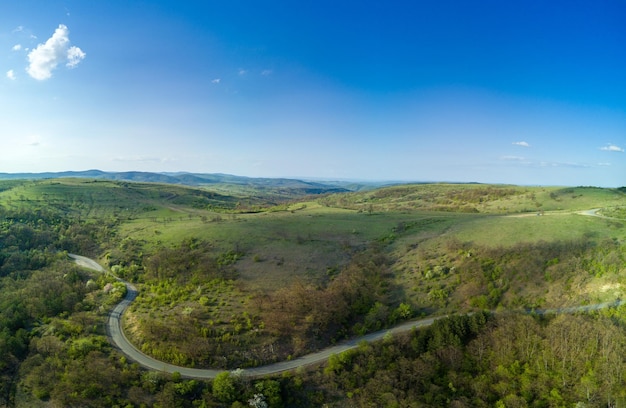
1, 1, 625, 186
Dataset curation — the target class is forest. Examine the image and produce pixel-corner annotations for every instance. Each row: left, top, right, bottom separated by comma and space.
1, 178, 626, 407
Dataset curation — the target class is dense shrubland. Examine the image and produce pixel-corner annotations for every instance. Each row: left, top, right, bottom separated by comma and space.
396, 235, 626, 314
123, 239, 264, 368
279, 310, 626, 407
259, 245, 412, 355
0, 203, 116, 406
123, 241, 411, 369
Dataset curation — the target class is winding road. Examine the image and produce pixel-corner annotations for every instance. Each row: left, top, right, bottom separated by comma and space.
68, 208, 624, 379
69, 253, 444, 378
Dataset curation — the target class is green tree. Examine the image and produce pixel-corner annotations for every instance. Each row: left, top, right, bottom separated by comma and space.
212, 372, 236, 403
254, 379, 283, 408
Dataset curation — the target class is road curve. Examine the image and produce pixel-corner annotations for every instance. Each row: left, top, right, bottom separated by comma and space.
69, 253, 444, 378
69, 249, 624, 379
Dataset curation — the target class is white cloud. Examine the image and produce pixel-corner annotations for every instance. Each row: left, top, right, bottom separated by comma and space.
600, 144, 624, 152
238, 69, 247, 76
539, 161, 591, 168
6, 70, 16, 80
26, 24, 85, 80
500, 155, 526, 161
512, 141, 530, 147
261, 69, 273, 76
500, 156, 603, 169
66, 46, 86, 68
12, 44, 22, 51
211, 78, 221, 84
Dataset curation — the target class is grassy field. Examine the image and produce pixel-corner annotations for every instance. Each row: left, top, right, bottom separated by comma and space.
452, 210, 626, 246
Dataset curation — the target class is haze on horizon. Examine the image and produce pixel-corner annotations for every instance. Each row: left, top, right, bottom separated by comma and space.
1, 1, 625, 187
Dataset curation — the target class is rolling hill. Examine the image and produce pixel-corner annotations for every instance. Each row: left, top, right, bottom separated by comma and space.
0, 170, 357, 196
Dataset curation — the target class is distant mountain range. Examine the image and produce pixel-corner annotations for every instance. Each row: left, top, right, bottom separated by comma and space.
0, 170, 384, 194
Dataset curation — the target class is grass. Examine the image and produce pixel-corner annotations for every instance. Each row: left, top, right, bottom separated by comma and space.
452, 212, 626, 247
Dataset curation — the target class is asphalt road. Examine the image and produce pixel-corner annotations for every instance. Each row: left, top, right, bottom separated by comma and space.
69, 253, 443, 379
